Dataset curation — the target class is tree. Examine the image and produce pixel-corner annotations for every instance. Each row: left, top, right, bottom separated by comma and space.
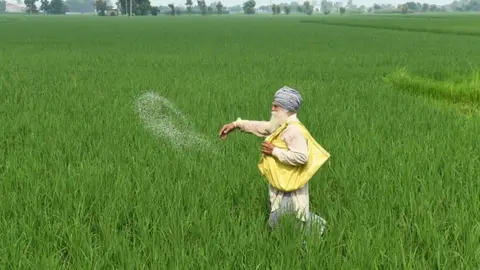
283, 5, 291, 14
120, 0, 132, 15
151, 5, 158, 14
185, 0, 192, 13
94, 0, 108, 15
168, 3, 174, 14
24, 0, 39, 14
135, 0, 151, 15
405, 1, 417, 11
0, 0, 6, 12
339, 6, 345, 13
421, 2, 428, 11
464, 0, 480, 11
119, 0, 150, 16
49, 0, 68, 13
271, 3, 280, 14
242, 0, 255, 14
197, 0, 206, 15
303, 0, 313, 14
40, 0, 50, 12
320, 0, 332, 14
215, 1, 223, 14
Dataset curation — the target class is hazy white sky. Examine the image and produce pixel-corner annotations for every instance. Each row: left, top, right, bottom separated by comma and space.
148, 0, 453, 7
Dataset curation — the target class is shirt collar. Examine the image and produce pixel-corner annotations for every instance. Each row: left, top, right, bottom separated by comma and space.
287, 113, 299, 123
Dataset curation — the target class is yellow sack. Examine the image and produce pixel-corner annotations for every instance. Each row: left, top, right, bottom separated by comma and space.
258, 121, 330, 192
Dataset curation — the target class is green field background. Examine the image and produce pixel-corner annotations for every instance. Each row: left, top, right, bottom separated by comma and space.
1, 14, 479, 269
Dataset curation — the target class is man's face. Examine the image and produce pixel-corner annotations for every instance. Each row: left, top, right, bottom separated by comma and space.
269, 102, 290, 130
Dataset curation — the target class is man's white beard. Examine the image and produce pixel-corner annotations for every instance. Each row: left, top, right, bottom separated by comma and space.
268, 110, 289, 131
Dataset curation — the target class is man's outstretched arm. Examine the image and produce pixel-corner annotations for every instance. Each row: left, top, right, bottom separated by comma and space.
219, 118, 273, 139
233, 119, 273, 137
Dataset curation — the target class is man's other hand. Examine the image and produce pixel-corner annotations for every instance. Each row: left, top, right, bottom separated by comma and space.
219, 123, 236, 140
261, 142, 275, 155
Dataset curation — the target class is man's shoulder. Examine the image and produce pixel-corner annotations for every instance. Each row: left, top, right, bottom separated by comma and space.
284, 121, 308, 137
287, 120, 306, 129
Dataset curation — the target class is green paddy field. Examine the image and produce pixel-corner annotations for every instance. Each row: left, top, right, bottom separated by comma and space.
1, 13, 479, 269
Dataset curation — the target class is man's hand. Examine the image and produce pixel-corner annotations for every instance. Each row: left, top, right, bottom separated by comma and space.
261, 142, 275, 155
219, 123, 236, 140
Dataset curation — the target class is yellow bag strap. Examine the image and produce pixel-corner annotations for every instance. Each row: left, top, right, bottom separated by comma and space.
265, 123, 288, 143
265, 121, 304, 143
261, 121, 308, 159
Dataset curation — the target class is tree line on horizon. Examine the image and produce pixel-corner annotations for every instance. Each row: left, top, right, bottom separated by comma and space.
0, 0, 478, 15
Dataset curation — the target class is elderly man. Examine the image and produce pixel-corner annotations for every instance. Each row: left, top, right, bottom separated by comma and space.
219, 86, 329, 235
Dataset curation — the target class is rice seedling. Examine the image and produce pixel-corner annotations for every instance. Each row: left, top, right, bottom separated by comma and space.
0, 14, 479, 269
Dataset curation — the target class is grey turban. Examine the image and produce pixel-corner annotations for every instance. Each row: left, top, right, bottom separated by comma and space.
273, 86, 303, 112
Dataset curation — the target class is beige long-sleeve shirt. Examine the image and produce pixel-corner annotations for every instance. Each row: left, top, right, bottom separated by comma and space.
233, 114, 311, 221
233, 114, 309, 166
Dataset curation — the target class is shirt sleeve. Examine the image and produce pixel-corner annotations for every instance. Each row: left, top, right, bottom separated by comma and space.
271, 124, 309, 166
233, 119, 273, 137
